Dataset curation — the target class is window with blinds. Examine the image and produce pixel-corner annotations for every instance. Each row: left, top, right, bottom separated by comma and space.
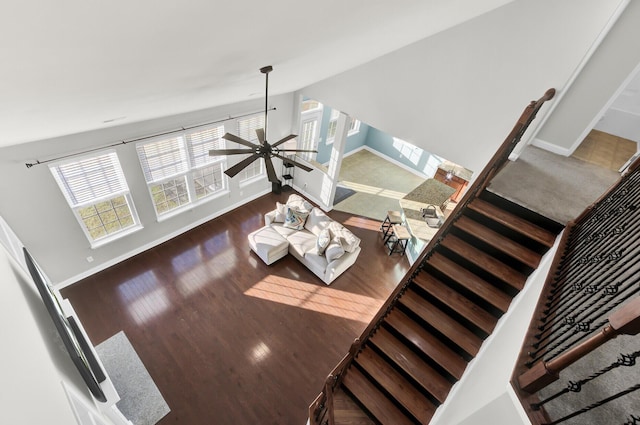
50, 151, 140, 245
237, 115, 265, 182
136, 125, 226, 217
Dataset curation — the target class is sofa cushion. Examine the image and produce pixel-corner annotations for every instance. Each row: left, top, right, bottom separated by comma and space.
286, 194, 313, 213
304, 207, 332, 235
316, 228, 331, 255
304, 251, 329, 276
325, 237, 346, 262
270, 223, 298, 238
274, 202, 287, 223
284, 207, 309, 230
328, 222, 361, 253
287, 230, 318, 258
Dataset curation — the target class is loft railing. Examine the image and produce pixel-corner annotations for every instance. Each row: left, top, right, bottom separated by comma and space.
512, 156, 640, 425
309, 88, 557, 425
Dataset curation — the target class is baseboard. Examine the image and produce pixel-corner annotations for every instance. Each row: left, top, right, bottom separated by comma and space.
55, 188, 272, 289
529, 137, 571, 157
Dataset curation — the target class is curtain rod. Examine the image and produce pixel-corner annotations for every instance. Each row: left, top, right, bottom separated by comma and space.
25, 107, 277, 168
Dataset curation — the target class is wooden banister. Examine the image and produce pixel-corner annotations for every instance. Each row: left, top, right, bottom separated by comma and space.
518, 296, 640, 393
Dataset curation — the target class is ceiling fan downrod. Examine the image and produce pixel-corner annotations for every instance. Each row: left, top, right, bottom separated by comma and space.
260, 65, 273, 143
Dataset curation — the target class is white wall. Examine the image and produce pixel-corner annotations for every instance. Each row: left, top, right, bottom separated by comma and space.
595, 107, 640, 143
0, 94, 293, 286
299, 0, 627, 173
534, 0, 640, 155
0, 246, 94, 424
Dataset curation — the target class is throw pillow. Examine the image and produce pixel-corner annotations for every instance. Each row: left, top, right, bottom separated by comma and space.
316, 228, 331, 255
304, 208, 332, 235
286, 194, 313, 213
284, 207, 309, 230
325, 237, 345, 262
274, 202, 287, 223
329, 221, 361, 253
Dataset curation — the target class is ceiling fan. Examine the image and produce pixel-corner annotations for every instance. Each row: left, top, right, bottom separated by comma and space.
209, 65, 317, 183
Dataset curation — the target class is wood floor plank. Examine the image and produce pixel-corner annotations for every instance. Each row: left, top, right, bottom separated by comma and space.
60, 191, 411, 425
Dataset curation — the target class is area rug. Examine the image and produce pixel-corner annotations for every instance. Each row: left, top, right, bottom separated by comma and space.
96, 331, 170, 425
333, 185, 357, 205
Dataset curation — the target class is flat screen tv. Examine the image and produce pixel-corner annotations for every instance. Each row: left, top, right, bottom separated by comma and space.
23, 247, 107, 403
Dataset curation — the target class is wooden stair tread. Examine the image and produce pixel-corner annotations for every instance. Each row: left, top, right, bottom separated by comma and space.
355, 348, 436, 423
385, 309, 467, 379
400, 289, 483, 356
370, 327, 451, 403
441, 234, 527, 291
333, 388, 377, 425
469, 198, 557, 248
342, 367, 416, 425
428, 252, 512, 313
454, 215, 541, 269
412, 272, 497, 334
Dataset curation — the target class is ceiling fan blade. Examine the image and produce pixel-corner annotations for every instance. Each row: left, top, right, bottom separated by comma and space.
224, 154, 260, 178
271, 134, 297, 148
222, 132, 256, 149
209, 148, 255, 156
264, 157, 278, 183
274, 154, 313, 172
256, 128, 265, 145
277, 149, 318, 153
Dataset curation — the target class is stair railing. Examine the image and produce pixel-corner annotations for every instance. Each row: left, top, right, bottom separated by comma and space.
309, 88, 557, 425
512, 156, 640, 424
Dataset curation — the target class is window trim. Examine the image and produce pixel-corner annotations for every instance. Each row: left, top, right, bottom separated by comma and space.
50, 150, 142, 248
136, 124, 227, 219
326, 109, 361, 145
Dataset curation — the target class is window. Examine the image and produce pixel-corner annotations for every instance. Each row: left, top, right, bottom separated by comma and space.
50, 151, 140, 246
136, 125, 226, 218
326, 109, 361, 144
236, 115, 265, 182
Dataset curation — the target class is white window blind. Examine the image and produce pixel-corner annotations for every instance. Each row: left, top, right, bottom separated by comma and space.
51, 151, 128, 206
50, 151, 139, 245
137, 136, 189, 183
237, 115, 265, 181
186, 125, 225, 168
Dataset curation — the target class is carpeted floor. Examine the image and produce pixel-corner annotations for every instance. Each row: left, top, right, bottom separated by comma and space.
333, 149, 426, 221
96, 331, 170, 425
488, 146, 619, 224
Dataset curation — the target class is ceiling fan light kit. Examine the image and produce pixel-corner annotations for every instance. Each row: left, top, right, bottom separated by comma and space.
209, 66, 317, 184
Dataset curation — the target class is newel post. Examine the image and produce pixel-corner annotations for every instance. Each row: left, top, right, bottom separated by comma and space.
518, 296, 640, 393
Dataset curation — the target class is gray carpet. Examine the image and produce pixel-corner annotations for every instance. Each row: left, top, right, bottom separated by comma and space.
96, 331, 170, 425
488, 146, 619, 224
333, 185, 357, 205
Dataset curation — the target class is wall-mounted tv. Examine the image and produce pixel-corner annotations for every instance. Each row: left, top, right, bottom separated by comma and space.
23, 247, 107, 403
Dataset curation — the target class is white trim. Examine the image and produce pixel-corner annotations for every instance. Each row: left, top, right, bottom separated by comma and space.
529, 137, 572, 157
511, 0, 631, 158
54, 188, 271, 289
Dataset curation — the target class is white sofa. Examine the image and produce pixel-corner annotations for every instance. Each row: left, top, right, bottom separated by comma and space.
258, 194, 361, 285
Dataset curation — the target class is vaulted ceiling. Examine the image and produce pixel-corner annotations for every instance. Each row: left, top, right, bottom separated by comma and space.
0, 0, 515, 148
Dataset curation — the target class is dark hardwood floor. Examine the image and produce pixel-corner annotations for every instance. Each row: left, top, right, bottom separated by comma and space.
61, 190, 410, 425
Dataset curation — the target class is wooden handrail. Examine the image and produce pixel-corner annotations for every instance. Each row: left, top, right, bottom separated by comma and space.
308, 88, 556, 422
518, 296, 640, 393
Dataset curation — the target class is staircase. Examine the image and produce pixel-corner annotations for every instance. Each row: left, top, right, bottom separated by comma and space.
309, 88, 559, 425
336, 190, 563, 424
